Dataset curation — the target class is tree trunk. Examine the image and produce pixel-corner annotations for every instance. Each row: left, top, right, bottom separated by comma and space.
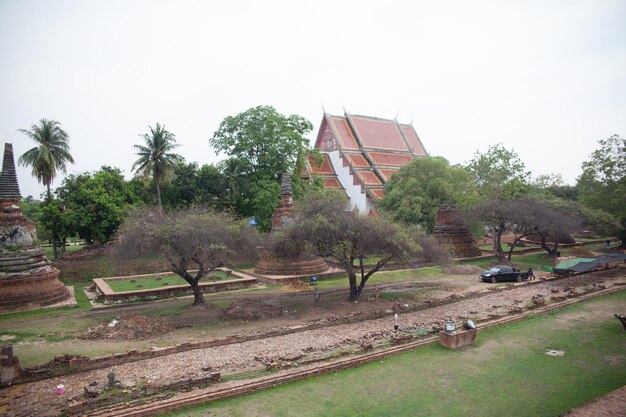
540, 235, 558, 256
346, 264, 359, 301
46, 183, 59, 259
189, 279, 207, 306
506, 234, 528, 261
493, 225, 507, 263
156, 180, 163, 214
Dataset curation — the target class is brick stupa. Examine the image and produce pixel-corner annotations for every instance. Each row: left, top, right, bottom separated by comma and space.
433, 205, 482, 259
254, 174, 329, 276
0, 143, 70, 313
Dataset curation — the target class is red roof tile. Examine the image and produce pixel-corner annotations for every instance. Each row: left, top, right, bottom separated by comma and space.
307, 154, 335, 175
378, 168, 400, 181
349, 116, 409, 152
400, 125, 427, 156
355, 170, 383, 186
329, 117, 359, 150
346, 153, 371, 168
323, 178, 343, 189
366, 152, 414, 167
369, 188, 385, 199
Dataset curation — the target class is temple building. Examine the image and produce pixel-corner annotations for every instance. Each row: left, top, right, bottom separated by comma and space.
303, 112, 428, 215
0, 143, 71, 313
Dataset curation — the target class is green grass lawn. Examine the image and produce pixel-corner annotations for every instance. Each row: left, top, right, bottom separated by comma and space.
165, 290, 626, 417
105, 270, 235, 292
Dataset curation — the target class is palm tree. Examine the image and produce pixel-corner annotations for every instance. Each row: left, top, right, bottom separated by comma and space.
132, 123, 182, 213
18, 119, 74, 200
18, 119, 75, 258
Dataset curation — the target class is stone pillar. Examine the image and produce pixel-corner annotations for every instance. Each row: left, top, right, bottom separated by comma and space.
0, 344, 21, 386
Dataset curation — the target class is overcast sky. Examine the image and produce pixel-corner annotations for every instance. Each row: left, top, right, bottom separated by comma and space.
1, 0, 625, 198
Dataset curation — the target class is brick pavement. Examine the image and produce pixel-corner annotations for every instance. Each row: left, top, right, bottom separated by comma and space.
1, 272, 624, 417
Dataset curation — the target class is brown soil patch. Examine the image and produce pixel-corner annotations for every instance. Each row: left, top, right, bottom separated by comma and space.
441, 265, 483, 275
80, 313, 178, 340
567, 246, 596, 258
284, 281, 313, 291
220, 299, 284, 321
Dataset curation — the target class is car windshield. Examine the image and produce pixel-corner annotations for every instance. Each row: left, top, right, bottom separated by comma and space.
489, 267, 501, 273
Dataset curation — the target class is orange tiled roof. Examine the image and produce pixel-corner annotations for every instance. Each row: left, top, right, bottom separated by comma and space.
378, 168, 400, 181
346, 153, 371, 168
366, 151, 414, 167
307, 153, 336, 175
313, 112, 427, 201
323, 178, 343, 189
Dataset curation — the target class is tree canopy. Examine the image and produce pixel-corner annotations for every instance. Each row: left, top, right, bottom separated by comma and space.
56, 166, 144, 244
18, 118, 75, 199
132, 123, 183, 213
577, 134, 625, 241
210, 105, 313, 181
465, 143, 530, 200
378, 156, 477, 232
210, 106, 315, 229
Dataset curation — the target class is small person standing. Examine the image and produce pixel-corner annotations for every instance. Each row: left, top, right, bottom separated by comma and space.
606, 239, 611, 248
527, 267, 535, 280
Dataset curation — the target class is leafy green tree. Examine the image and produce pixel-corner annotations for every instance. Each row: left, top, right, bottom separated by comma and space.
577, 134, 626, 242
378, 156, 477, 232
531, 174, 579, 201
57, 167, 143, 244
18, 119, 74, 257
160, 162, 227, 210
249, 179, 280, 231
132, 123, 183, 213
40, 198, 72, 254
20, 197, 48, 242
210, 105, 313, 181
466, 143, 530, 200
218, 157, 252, 212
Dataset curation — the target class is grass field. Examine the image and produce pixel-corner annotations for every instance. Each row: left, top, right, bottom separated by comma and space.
105, 270, 235, 292
165, 290, 626, 417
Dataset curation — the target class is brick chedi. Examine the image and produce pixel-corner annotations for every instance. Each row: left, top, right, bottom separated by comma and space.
433, 205, 482, 259
255, 174, 329, 276
0, 143, 70, 313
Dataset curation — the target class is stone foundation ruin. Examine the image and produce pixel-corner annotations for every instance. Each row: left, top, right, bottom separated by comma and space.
433, 205, 481, 259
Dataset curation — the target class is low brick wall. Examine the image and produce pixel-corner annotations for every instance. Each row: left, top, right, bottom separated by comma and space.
93, 269, 257, 304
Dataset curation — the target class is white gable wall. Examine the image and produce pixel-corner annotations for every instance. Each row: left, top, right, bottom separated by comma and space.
327, 150, 371, 213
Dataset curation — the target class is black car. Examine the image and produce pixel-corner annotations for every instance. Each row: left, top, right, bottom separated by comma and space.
479, 265, 528, 283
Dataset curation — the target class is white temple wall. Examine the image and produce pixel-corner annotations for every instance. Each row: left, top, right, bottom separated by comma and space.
327, 150, 369, 213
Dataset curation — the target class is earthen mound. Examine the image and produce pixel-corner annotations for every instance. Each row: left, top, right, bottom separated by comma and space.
442, 265, 484, 275
220, 299, 283, 321
81, 313, 177, 340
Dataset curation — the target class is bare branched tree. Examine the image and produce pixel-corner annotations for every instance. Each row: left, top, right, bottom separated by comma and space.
276, 192, 420, 301
468, 198, 580, 262
116, 207, 260, 306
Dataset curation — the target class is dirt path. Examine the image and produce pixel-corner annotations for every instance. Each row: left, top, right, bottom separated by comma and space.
1, 270, 624, 417
562, 385, 626, 417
